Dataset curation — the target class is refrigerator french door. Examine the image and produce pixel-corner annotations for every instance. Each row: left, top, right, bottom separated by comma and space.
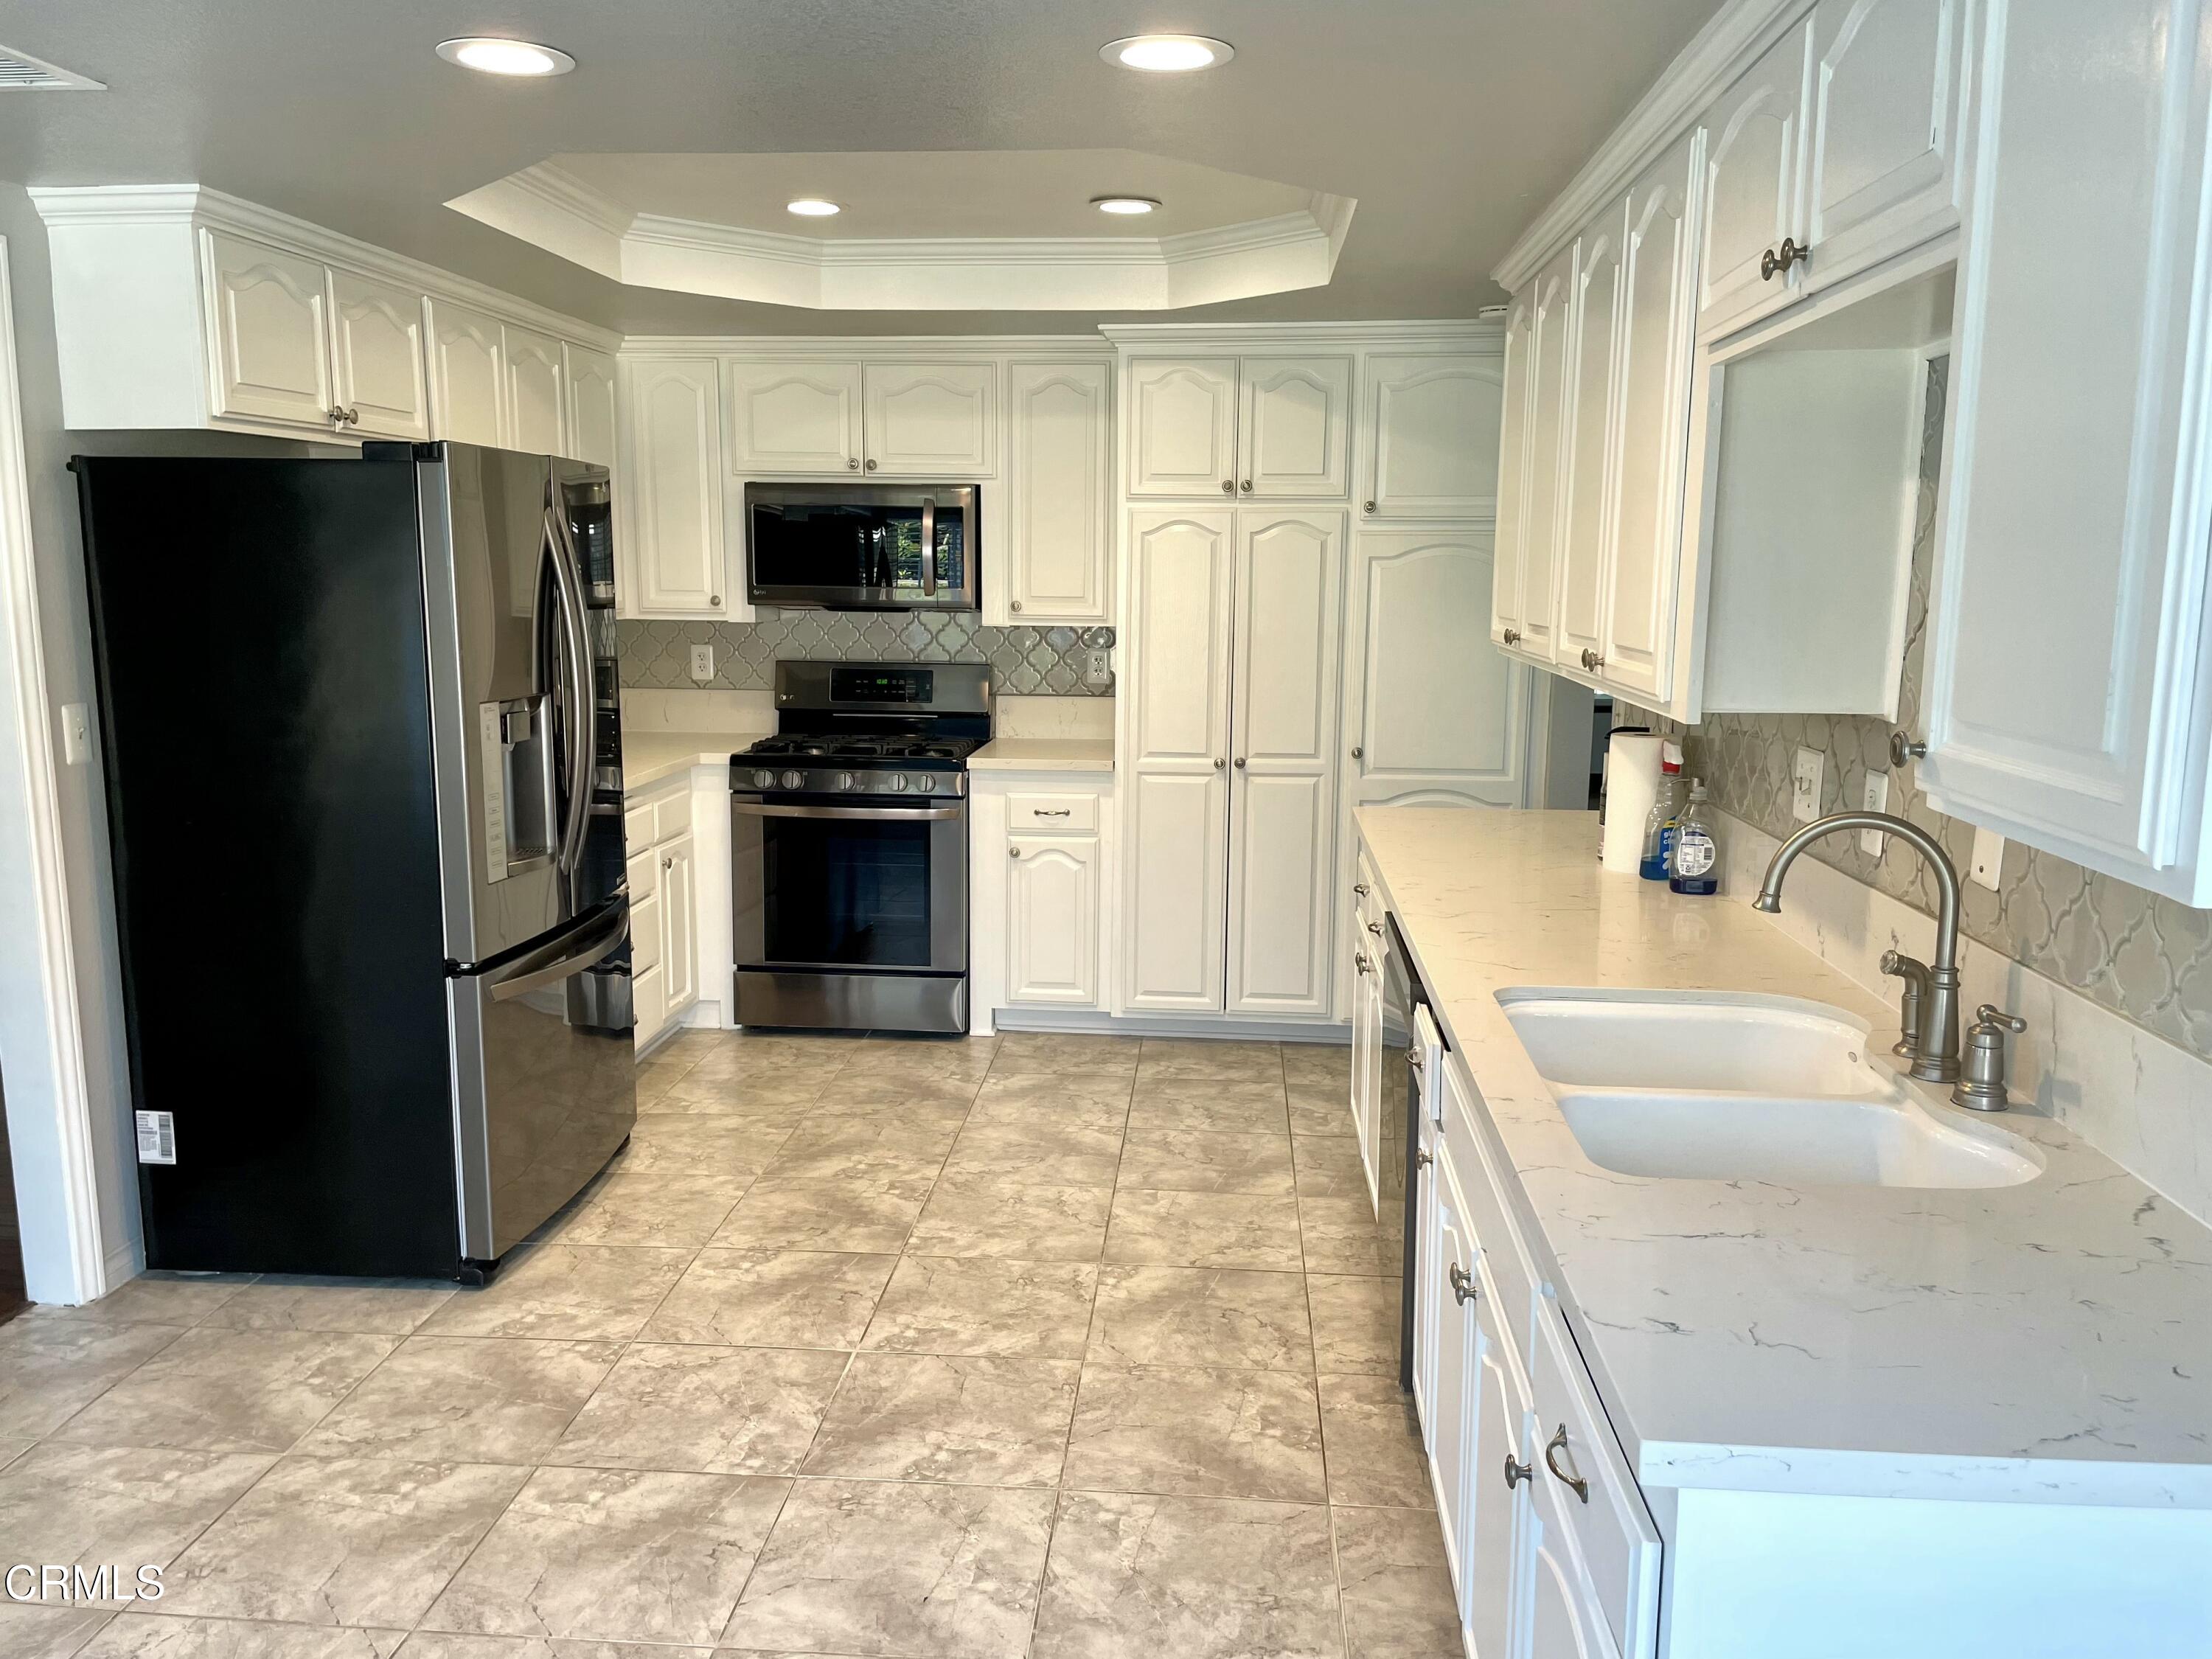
75, 442, 635, 1281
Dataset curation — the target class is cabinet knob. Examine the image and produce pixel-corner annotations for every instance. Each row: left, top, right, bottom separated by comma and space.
1213, 757, 1225, 770
1543, 1424, 1590, 1503
1221, 479, 1236, 495
1503, 1453, 1533, 1490
1010, 599, 1023, 613
661, 854, 673, 869
1234, 757, 1247, 769
709, 595, 722, 607
848, 457, 860, 470
865, 457, 878, 471
1363, 500, 1377, 514
1501, 627, 1521, 646
1416, 1147, 1433, 1169
327, 406, 348, 427
1888, 730, 1927, 768
1760, 237, 1813, 281
1449, 1263, 1477, 1305
1580, 647, 1604, 672
1239, 479, 1253, 493
1354, 952, 1371, 975
1366, 920, 1383, 936
1350, 745, 1363, 759
1009, 846, 1020, 858
1353, 883, 1369, 897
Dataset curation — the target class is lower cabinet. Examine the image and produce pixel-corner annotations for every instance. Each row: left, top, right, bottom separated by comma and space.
1006, 835, 1099, 1006
968, 773, 1113, 1031
627, 779, 700, 1049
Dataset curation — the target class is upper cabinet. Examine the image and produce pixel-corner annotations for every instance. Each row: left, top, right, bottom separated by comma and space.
623, 356, 729, 619
1697, 21, 1812, 338
863, 361, 999, 476
1005, 361, 1112, 622
728, 361, 863, 473
35, 189, 616, 452
1361, 355, 1503, 519
563, 344, 619, 468
1128, 355, 1352, 499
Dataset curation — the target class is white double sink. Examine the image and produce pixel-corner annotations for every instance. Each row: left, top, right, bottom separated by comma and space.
1499, 989, 2042, 1189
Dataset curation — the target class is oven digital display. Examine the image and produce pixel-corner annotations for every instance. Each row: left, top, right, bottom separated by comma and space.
832, 667, 932, 704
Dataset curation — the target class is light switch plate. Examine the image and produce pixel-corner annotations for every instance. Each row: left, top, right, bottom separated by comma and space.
1971, 824, 2006, 889
1792, 746, 1825, 824
689, 644, 715, 683
1860, 773, 1890, 854
60, 703, 90, 765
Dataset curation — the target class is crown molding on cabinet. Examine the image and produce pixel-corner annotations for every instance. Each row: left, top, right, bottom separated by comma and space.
1491, 0, 1809, 293
449, 161, 1354, 313
1099, 319, 1503, 354
621, 333, 1115, 359
27, 183, 622, 353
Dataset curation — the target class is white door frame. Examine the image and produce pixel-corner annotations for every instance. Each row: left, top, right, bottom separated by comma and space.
0, 233, 109, 1304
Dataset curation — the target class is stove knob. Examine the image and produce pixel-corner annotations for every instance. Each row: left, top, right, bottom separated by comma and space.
751, 768, 775, 790
835, 771, 858, 793
780, 770, 804, 790
887, 773, 910, 793
915, 774, 937, 794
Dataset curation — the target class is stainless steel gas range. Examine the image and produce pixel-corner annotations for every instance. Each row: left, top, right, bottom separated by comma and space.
730, 661, 992, 1034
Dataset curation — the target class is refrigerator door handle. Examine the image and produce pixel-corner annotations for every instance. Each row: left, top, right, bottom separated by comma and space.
483, 902, 627, 1003
543, 499, 594, 894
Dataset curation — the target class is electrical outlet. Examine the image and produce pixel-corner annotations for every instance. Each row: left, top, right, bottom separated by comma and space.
1860, 772, 1890, 855
1791, 746, 1825, 824
60, 703, 90, 765
689, 644, 715, 683
1082, 647, 1113, 687
1971, 824, 2006, 890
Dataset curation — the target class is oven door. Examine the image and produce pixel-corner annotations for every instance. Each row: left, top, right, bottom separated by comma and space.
732, 796, 968, 973
745, 483, 978, 611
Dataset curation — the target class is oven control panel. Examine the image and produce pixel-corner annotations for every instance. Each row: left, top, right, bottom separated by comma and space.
734, 763, 967, 799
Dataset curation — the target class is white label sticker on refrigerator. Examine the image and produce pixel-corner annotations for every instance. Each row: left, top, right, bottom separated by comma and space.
478, 703, 509, 882
134, 1110, 175, 1166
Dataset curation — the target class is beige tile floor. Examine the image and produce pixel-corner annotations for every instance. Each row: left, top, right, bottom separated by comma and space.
0, 1031, 1460, 1659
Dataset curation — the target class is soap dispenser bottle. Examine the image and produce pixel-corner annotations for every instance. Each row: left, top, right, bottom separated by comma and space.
1668, 780, 1720, 895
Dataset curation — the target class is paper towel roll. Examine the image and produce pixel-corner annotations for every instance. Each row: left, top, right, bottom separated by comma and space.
1601, 732, 1663, 873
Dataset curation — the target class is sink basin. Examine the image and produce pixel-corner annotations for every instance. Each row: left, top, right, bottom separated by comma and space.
1499, 988, 2043, 1189
1500, 989, 1888, 1096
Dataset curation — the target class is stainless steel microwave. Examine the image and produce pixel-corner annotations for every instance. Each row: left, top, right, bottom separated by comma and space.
744, 482, 978, 612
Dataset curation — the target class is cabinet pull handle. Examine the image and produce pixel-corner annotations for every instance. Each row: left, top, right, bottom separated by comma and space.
1033, 808, 1071, 817
1580, 647, 1604, 672
1221, 479, 1236, 495
1449, 1263, 1477, 1304
1504, 1453, 1533, 1489
1501, 627, 1521, 646
1759, 237, 1813, 281
1543, 1424, 1590, 1503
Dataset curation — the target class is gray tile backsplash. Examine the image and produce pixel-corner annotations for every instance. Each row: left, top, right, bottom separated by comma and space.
1622, 355, 2212, 1062
619, 610, 1112, 697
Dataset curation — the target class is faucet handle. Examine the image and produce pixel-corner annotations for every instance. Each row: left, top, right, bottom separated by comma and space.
1880, 951, 1930, 1061
1975, 1004, 2027, 1034
1953, 1006, 2026, 1110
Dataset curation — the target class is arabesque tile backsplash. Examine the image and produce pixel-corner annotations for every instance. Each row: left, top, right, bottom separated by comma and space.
1623, 355, 2212, 1062
619, 610, 1111, 697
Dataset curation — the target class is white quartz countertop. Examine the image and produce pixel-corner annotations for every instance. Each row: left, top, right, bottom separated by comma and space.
1360, 807, 2212, 1509
968, 737, 1116, 772
622, 729, 768, 792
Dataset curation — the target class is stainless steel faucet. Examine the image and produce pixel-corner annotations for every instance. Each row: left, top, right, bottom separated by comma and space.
1753, 812, 1964, 1084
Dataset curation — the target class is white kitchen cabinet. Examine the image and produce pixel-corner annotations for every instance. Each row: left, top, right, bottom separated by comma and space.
1226, 509, 1344, 1018
661, 833, 697, 1016
1237, 356, 1352, 498
1804, 0, 1967, 295
1121, 509, 1236, 1011
1005, 361, 1111, 622
1504, 246, 1575, 664
1127, 358, 1240, 497
504, 323, 567, 457
627, 782, 700, 1049
1919, 0, 2212, 904
1349, 902, 1383, 1201
1427, 1133, 1482, 1615
728, 360, 863, 474
1362, 354, 1503, 519
1006, 835, 1100, 1006
204, 232, 333, 430
327, 267, 429, 442
1697, 20, 1812, 338
863, 361, 998, 476
1467, 1281, 1530, 1659
1491, 297, 1537, 650
563, 344, 618, 467
1524, 1464, 1623, 1659
622, 356, 729, 618
427, 298, 508, 449
1557, 210, 1624, 674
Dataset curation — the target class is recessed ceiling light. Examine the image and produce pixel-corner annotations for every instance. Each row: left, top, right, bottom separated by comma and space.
786, 198, 842, 218
1100, 33, 1234, 72
435, 37, 575, 77
1092, 196, 1162, 215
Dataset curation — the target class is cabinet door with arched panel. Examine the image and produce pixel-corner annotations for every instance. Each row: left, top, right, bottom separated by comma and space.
864, 361, 999, 476
328, 267, 428, 441
728, 361, 863, 474
1238, 356, 1352, 498
1697, 20, 1812, 338
204, 232, 333, 430
1128, 359, 1240, 497
1363, 354, 1504, 519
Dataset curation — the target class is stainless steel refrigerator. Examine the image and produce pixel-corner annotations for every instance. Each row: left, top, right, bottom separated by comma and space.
75, 442, 636, 1281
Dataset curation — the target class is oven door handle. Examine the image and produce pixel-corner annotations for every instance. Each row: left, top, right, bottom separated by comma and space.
732, 800, 962, 822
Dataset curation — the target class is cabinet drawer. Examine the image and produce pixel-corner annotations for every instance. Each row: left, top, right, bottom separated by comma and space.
623, 803, 655, 853
1007, 791, 1098, 832
1531, 1293, 1662, 1659
1438, 1053, 1540, 1379
654, 789, 692, 844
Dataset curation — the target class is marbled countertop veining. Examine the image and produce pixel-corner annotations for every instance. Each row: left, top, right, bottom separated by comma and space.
968, 737, 1116, 773
1360, 807, 2212, 1509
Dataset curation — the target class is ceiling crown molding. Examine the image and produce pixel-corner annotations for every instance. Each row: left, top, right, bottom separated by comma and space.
448, 164, 1356, 313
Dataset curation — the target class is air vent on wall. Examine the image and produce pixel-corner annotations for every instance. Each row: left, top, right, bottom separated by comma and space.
0, 46, 102, 91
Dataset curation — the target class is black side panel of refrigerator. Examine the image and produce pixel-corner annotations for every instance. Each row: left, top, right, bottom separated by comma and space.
75, 456, 462, 1279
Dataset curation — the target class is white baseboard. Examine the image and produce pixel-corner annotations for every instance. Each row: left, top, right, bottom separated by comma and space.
987, 1008, 1351, 1046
